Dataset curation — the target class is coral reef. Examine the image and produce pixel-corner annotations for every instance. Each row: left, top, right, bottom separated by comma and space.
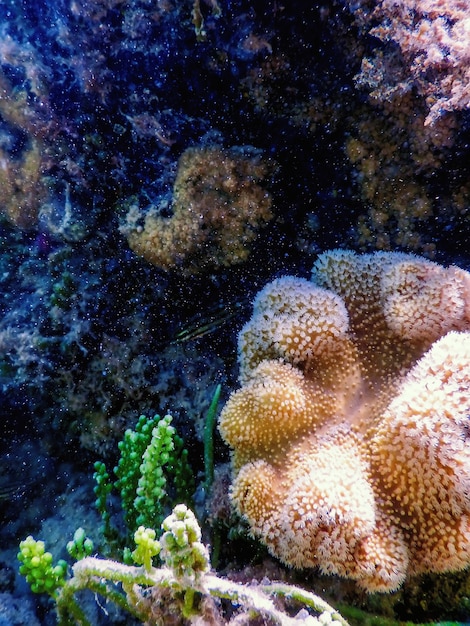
332, 0, 470, 252
2, 2, 470, 623
350, 0, 470, 125
219, 249, 470, 593
123, 145, 275, 274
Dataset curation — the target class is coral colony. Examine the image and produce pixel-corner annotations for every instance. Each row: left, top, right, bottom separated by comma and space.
1, 0, 470, 624
220, 250, 470, 592
19, 505, 349, 625
123, 145, 276, 274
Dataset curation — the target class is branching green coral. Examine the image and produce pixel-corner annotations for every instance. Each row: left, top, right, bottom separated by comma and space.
17, 536, 67, 598
133, 414, 193, 529
160, 504, 209, 581
93, 413, 194, 550
66, 528, 94, 561
19, 506, 349, 626
92, 460, 115, 544
160, 504, 210, 616
50, 271, 77, 310
131, 526, 160, 572
114, 413, 164, 531
18, 409, 348, 625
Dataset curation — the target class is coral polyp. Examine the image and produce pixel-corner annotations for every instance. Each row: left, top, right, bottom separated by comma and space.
219, 249, 470, 592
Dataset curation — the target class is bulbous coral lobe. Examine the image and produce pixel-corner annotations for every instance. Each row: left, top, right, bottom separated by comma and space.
219, 249, 470, 592
371, 332, 470, 572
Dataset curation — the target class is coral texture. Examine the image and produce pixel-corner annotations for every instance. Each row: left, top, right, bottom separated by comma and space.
344, 94, 460, 254
124, 145, 275, 275
351, 0, 470, 125
219, 249, 470, 592
0, 71, 50, 228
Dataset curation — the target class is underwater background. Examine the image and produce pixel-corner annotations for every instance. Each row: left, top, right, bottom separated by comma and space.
0, 0, 469, 624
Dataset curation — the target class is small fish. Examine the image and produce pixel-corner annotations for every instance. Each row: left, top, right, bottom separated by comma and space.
0, 479, 30, 501
170, 297, 251, 345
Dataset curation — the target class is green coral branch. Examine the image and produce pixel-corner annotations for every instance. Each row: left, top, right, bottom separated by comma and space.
66, 528, 94, 561
92, 461, 115, 543
131, 525, 161, 572
93, 412, 194, 552
17, 536, 67, 598
133, 414, 176, 528
57, 565, 150, 626
261, 582, 351, 626
65, 558, 348, 625
20, 505, 349, 625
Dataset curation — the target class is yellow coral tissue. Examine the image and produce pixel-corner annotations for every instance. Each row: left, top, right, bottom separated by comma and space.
219, 249, 470, 593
